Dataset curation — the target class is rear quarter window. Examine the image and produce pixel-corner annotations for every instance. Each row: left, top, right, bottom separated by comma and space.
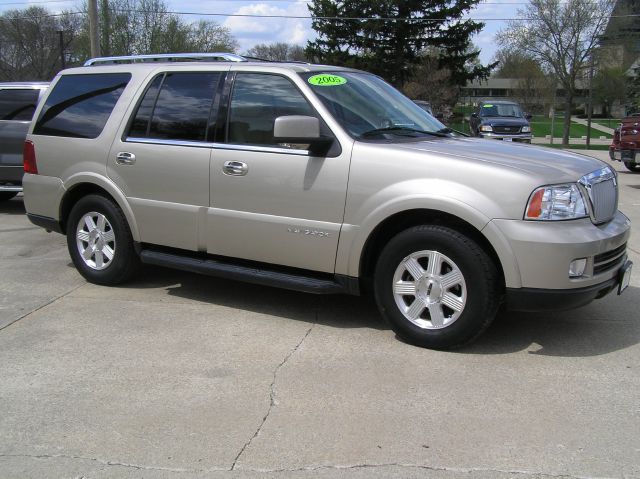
0, 88, 40, 121
33, 73, 130, 138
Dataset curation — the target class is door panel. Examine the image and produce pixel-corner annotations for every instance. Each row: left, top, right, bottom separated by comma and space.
208, 146, 350, 272
107, 71, 222, 251
107, 140, 210, 251
206, 70, 351, 272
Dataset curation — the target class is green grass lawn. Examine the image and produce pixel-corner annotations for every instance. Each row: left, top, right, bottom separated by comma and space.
590, 118, 621, 130
529, 116, 612, 139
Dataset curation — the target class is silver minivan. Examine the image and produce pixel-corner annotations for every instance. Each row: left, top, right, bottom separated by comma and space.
22, 54, 632, 349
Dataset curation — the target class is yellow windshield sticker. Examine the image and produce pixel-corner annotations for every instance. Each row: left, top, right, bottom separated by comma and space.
483, 104, 494, 107
308, 74, 347, 86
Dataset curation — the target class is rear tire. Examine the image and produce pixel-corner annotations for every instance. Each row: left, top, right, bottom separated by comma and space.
374, 225, 501, 350
0, 192, 18, 201
623, 161, 640, 172
67, 194, 139, 285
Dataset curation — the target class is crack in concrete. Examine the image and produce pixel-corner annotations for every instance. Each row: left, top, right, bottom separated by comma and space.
0, 453, 225, 473
0, 454, 618, 478
0, 282, 84, 333
246, 462, 615, 479
230, 321, 315, 471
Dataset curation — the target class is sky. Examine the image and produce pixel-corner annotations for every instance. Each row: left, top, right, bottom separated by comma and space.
0, 0, 523, 65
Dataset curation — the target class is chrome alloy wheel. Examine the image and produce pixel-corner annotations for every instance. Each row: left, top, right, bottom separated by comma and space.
392, 250, 467, 329
75, 211, 116, 270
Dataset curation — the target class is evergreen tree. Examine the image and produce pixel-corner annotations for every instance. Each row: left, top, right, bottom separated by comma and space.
305, 0, 491, 88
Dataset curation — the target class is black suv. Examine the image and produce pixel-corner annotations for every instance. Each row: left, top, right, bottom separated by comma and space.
0, 82, 49, 201
469, 100, 532, 143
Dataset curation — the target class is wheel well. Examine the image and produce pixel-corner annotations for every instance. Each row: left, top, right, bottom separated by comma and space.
59, 183, 117, 234
359, 209, 505, 293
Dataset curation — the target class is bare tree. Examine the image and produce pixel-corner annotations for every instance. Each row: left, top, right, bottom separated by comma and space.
498, 0, 614, 145
494, 49, 555, 114
245, 43, 308, 62
403, 54, 460, 122
0, 7, 81, 81
75, 0, 237, 60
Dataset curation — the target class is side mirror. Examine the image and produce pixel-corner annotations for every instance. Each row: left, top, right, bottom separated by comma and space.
471, 112, 478, 118
435, 112, 444, 121
273, 115, 333, 155
525, 113, 533, 120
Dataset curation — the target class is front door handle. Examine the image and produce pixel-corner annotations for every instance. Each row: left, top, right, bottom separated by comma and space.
223, 161, 248, 176
115, 152, 136, 165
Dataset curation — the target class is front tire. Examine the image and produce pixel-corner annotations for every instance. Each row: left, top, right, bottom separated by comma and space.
67, 194, 139, 285
623, 161, 640, 172
374, 225, 501, 350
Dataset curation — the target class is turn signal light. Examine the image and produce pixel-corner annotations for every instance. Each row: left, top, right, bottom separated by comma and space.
23, 140, 38, 174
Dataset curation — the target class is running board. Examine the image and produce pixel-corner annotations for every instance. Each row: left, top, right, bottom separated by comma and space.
139, 249, 356, 295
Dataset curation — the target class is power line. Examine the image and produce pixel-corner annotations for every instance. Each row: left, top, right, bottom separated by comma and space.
4, 7, 638, 22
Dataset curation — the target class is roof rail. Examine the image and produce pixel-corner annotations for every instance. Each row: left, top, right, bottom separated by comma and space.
84, 52, 247, 66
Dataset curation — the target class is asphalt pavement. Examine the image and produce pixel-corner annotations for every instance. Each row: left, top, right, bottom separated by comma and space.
0, 150, 638, 479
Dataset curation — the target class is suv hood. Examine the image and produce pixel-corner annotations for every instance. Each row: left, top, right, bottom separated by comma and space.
393, 137, 608, 183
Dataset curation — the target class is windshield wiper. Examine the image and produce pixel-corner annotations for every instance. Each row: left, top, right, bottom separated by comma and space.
359, 126, 448, 138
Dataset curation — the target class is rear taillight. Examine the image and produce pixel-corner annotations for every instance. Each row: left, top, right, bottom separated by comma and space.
23, 140, 37, 174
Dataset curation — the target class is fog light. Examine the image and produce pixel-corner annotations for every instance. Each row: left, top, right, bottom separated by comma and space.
569, 258, 587, 278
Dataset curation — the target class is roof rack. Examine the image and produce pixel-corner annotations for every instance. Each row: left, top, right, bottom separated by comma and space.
84, 52, 247, 66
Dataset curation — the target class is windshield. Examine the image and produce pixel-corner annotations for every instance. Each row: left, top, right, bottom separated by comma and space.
301, 72, 447, 139
479, 103, 524, 118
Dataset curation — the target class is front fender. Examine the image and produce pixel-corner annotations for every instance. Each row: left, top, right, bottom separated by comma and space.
336, 180, 499, 278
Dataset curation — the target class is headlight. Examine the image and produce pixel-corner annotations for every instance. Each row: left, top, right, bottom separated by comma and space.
521, 125, 531, 133
479, 125, 493, 132
525, 184, 588, 220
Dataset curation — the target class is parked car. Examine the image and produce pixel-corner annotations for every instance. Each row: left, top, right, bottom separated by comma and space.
23, 53, 632, 349
413, 100, 433, 115
609, 115, 640, 172
469, 100, 533, 143
0, 82, 49, 201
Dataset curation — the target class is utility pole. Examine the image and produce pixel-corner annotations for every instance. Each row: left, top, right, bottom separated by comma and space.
586, 57, 595, 149
57, 30, 65, 70
550, 79, 557, 145
88, 0, 101, 58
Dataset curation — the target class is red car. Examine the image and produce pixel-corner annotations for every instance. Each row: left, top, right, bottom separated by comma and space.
610, 114, 640, 172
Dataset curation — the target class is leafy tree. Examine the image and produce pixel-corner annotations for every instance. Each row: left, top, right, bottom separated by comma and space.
0, 6, 81, 81
498, 0, 615, 145
305, 0, 492, 88
593, 66, 627, 117
626, 64, 640, 114
245, 43, 308, 62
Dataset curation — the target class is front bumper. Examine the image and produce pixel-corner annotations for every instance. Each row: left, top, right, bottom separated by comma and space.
488, 211, 631, 291
505, 261, 631, 312
478, 132, 532, 142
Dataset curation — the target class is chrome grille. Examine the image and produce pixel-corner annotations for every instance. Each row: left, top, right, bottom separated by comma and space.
579, 167, 618, 224
493, 125, 521, 134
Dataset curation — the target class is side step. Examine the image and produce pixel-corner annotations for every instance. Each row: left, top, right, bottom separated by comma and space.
139, 249, 353, 295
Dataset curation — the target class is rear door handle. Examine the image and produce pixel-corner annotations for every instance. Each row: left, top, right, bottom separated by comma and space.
223, 161, 248, 176
115, 152, 136, 165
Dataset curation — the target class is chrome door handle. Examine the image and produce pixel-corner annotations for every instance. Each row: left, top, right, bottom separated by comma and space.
223, 160, 248, 176
115, 152, 136, 165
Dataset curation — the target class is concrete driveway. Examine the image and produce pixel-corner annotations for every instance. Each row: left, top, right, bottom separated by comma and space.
1, 151, 638, 479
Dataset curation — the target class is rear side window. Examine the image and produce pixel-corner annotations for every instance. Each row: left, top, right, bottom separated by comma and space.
127, 72, 221, 142
33, 73, 130, 138
0, 89, 40, 121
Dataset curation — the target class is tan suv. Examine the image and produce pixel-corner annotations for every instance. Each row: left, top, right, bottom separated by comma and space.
23, 53, 632, 349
